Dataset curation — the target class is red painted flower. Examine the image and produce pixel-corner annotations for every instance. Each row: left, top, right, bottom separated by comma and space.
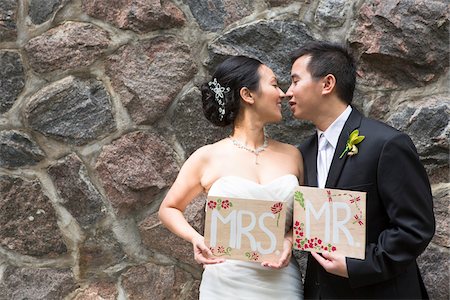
295, 220, 300, 227
207, 200, 217, 209
332, 246, 337, 252
271, 202, 283, 214
251, 252, 260, 261
221, 199, 230, 209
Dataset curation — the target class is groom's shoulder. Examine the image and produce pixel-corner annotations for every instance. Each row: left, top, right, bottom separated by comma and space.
298, 133, 316, 153
361, 114, 405, 142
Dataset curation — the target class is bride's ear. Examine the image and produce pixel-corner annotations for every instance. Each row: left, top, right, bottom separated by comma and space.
240, 87, 255, 105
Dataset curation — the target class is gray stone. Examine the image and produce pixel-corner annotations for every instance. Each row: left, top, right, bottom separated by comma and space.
0, 175, 67, 257
266, 103, 316, 148
418, 244, 449, 300
206, 19, 314, 85
107, 36, 197, 125
349, 0, 449, 88
79, 228, 126, 279
268, 0, 298, 6
293, 250, 308, 282
29, 0, 65, 25
431, 184, 449, 248
0, 266, 78, 300
121, 262, 194, 300
25, 76, 116, 146
25, 22, 110, 73
48, 153, 106, 228
0, 130, 45, 169
82, 0, 185, 33
314, 0, 349, 28
0, 0, 17, 41
140, 195, 205, 268
387, 98, 449, 183
170, 87, 229, 156
363, 91, 392, 121
0, 51, 25, 113
185, 0, 254, 32
95, 131, 179, 215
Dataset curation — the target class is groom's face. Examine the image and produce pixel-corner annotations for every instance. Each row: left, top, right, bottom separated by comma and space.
286, 55, 323, 121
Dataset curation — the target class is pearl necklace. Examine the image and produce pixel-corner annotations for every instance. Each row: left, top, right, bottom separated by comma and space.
229, 133, 269, 165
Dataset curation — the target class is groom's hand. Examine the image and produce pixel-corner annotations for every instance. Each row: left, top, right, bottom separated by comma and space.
311, 251, 349, 278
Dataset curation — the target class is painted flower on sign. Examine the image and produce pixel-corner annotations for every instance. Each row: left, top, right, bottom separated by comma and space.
271, 202, 283, 227
207, 200, 217, 209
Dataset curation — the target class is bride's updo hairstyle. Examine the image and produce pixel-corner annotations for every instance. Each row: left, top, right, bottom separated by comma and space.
201, 56, 262, 127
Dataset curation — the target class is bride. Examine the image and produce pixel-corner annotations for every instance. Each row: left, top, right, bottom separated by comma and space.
158, 56, 304, 299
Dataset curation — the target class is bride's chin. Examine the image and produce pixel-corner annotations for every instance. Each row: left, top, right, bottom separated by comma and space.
268, 114, 283, 124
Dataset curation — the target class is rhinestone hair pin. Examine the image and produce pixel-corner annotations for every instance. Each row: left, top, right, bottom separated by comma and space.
208, 78, 230, 121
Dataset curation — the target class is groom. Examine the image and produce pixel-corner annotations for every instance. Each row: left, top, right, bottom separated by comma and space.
285, 41, 435, 299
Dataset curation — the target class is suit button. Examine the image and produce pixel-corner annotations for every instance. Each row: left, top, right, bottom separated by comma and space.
315, 281, 320, 286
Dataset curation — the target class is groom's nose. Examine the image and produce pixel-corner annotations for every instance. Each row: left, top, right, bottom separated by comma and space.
285, 86, 293, 98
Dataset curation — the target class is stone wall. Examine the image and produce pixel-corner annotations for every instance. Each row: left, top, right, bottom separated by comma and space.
0, 0, 448, 299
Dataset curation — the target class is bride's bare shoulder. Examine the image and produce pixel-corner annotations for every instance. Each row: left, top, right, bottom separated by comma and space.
270, 139, 302, 159
188, 138, 229, 162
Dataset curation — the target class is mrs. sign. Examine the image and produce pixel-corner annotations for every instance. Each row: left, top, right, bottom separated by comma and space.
204, 196, 286, 263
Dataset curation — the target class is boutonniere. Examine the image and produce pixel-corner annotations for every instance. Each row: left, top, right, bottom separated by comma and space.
339, 129, 365, 158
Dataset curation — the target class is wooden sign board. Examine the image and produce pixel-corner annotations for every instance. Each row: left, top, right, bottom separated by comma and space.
204, 196, 286, 263
293, 186, 366, 259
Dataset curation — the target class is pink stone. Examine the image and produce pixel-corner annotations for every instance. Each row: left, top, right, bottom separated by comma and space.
82, 0, 185, 33
25, 22, 110, 73
139, 195, 205, 268
95, 131, 179, 214
121, 262, 195, 299
107, 36, 197, 124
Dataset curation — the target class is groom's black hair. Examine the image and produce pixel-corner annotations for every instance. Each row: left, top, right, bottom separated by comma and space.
291, 41, 356, 105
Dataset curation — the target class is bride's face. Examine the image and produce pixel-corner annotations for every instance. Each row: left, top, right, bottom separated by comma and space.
253, 65, 285, 123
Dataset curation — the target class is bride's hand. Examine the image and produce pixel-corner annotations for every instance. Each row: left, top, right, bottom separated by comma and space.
192, 235, 225, 265
261, 238, 292, 269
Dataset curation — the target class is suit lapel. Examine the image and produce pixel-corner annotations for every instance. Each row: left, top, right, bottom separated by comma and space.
300, 135, 318, 187
325, 108, 363, 188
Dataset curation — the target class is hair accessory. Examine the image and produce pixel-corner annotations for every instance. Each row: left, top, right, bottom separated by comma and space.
208, 78, 230, 121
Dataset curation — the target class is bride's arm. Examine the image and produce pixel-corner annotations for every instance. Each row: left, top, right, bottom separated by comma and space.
158, 146, 224, 265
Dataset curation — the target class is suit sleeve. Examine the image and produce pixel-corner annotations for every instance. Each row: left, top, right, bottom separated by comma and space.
347, 133, 435, 288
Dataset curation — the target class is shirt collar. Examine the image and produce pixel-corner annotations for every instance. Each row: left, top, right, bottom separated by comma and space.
317, 105, 352, 149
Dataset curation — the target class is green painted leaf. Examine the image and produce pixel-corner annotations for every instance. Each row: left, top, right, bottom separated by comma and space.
294, 191, 305, 209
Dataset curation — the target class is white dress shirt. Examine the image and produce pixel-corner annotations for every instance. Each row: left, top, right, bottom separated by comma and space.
317, 105, 352, 188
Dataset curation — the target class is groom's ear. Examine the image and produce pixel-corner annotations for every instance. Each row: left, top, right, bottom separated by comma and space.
321, 74, 336, 96
240, 87, 255, 104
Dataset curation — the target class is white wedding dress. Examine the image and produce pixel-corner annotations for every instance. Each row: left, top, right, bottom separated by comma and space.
199, 174, 303, 300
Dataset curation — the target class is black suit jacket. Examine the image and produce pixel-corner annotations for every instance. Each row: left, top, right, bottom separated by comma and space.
300, 108, 435, 299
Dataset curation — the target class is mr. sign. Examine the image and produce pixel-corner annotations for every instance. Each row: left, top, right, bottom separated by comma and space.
293, 186, 366, 259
